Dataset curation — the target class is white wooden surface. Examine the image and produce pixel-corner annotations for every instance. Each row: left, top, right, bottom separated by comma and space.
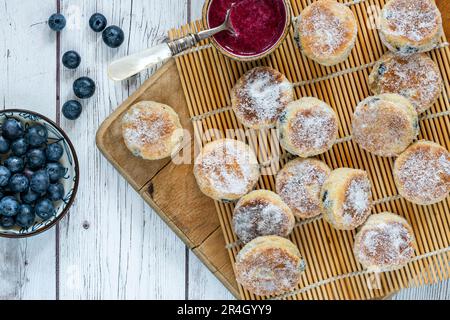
0, 0, 447, 300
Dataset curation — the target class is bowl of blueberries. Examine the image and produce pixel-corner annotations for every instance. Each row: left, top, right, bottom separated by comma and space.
0, 109, 79, 237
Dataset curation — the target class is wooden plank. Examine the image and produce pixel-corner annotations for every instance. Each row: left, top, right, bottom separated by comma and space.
96, 0, 450, 300
59, 0, 188, 299
0, 0, 57, 300
96, 57, 242, 297
188, 254, 235, 300
393, 280, 449, 300
186, 0, 235, 300
148, 160, 218, 247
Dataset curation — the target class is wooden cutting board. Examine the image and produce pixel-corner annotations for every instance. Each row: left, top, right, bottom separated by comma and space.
437, 0, 450, 37
96, 59, 240, 298
97, 1, 450, 300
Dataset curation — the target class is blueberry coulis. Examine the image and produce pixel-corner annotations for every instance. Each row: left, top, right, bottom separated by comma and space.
207, 0, 287, 57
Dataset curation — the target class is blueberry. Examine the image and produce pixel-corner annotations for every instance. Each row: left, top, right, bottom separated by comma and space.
322, 191, 333, 209
413, 119, 420, 131
368, 97, 381, 108
102, 25, 125, 48
0, 215, 15, 229
0, 136, 10, 154
402, 46, 419, 55
47, 183, 64, 201
62, 51, 81, 69
48, 13, 66, 32
11, 138, 29, 156
30, 170, 50, 194
9, 174, 29, 193
26, 148, 47, 170
25, 124, 48, 147
46, 162, 66, 182
278, 111, 287, 124
15, 204, 35, 228
0, 166, 11, 187
378, 63, 387, 76
46, 143, 64, 162
322, 191, 329, 203
21, 188, 40, 204
89, 13, 107, 32
0, 196, 20, 217
62, 100, 83, 120
35, 199, 55, 220
4, 156, 25, 174
73, 77, 96, 99
2, 118, 24, 140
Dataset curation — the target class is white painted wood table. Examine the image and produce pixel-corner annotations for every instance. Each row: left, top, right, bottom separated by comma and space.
0, 0, 448, 300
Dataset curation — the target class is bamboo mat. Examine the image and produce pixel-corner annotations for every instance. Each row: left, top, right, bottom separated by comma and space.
169, 0, 450, 300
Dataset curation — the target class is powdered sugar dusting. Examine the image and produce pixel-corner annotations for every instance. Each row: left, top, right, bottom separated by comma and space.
395, 143, 450, 204
352, 96, 417, 157
287, 103, 338, 155
233, 67, 293, 127
122, 104, 176, 156
342, 177, 372, 227
276, 159, 330, 218
374, 54, 442, 113
299, 1, 353, 55
233, 198, 292, 243
236, 246, 303, 296
360, 221, 414, 268
440, 154, 450, 175
196, 140, 259, 197
382, 0, 440, 42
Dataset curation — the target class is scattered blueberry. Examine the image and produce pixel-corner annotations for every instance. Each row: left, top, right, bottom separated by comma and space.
46, 162, 65, 182
21, 188, 40, 204
47, 183, 64, 201
5, 156, 25, 174
26, 148, 47, 170
0, 215, 15, 229
48, 13, 66, 32
62, 51, 81, 69
62, 100, 83, 120
73, 77, 96, 99
0, 166, 11, 187
9, 174, 29, 193
25, 124, 48, 147
0, 196, 20, 217
102, 25, 124, 48
30, 170, 50, 194
0, 136, 10, 154
15, 204, 35, 228
2, 118, 24, 140
46, 143, 64, 162
35, 199, 55, 220
11, 138, 29, 156
89, 13, 107, 32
